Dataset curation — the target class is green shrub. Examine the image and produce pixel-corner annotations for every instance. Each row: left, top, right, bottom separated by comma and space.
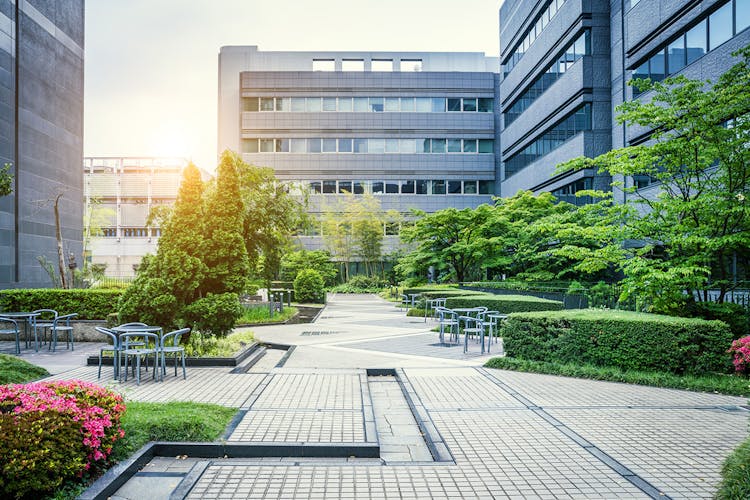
0, 289, 123, 320
0, 381, 125, 499
280, 250, 338, 287
685, 301, 749, 338
444, 294, 564, 313
588, 281, 614, 308
717, 436, 750, 500
501, 309, 734, 375
406, 308, 428, 317
330, 275, 387, 293
294, 269, 325, 303
181, 293, 242, 338
118, 276, 178, 328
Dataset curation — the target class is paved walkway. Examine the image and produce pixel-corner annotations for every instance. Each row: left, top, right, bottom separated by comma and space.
14, 294, 749, 498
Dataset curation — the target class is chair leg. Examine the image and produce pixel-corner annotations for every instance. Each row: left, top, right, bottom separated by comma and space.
98, 351, 102, 379
181, 352, 186, 379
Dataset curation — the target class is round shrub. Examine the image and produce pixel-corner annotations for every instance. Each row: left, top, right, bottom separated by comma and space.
0, 380, 125, 498
294, 269, 325, 303
181, 292, 242, 338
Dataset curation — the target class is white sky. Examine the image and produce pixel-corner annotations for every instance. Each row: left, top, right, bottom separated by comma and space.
84, 0, 504, 172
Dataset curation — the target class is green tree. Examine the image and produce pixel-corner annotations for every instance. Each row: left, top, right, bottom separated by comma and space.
202, 151, 251, 295
238, 160, 307, 291
559, 46, 750, 309
280, 249, 338, 286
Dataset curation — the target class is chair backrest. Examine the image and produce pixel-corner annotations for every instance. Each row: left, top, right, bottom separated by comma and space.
120, 331, 158, 349
54, 313, 78, 326
117, 322, 148, 328
95, 326, 119, 346
161, 327, 190, 347
0, 317, 18, 329
33, 309, 58, 320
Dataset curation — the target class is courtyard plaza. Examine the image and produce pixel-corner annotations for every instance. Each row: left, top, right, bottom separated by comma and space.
16, 294, 750, 499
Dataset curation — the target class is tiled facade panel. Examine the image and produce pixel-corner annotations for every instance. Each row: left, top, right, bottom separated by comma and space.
0, 0, 83, 288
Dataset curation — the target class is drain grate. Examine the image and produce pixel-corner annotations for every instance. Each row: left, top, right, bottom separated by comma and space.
300, 331, 339, 336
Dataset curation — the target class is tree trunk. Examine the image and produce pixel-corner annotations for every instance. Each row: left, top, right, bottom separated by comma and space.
54, 193, 68, 289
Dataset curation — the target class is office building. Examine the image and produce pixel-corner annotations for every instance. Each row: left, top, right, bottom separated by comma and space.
498, 0, 750, 203
83, 157, 212, 278
217, 47, 499, 247
0, 0, 85, 287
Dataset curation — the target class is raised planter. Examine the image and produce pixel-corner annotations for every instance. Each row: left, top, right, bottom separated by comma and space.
86, 341, 265, 368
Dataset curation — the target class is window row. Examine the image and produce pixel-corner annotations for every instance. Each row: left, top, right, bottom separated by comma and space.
242, 96, 494, 113
551, 177, 593, 206
99, 227, 162, 238
505, 104, 592, 178
503, 0, 568, 76
242, 138, 495, 154
312, 58, 422, 72
505, 30, 590, 126
633, 0, 749, 96
301, 220, 412, 237
305, 179, 495, 196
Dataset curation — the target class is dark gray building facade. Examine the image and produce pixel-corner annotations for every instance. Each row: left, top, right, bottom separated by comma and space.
498, 0, 750, 202
0, 0, 84, 287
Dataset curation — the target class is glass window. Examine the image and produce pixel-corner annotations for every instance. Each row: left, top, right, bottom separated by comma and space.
400, 139, 416, 153
307, 138, 321, 153
431, 139, 446, 153
385, 139, 400, 153
402, 59, 422, 72
338, 181, 352, 193
448, 181, 462, 194
260, 97, 274, 111
463, 181, 478, 194
667, 37, 686, 74
291, 98, 305, 112
322, 180, 336, 193
478, 139, 494, 153
447, 98, 461, 111
400, 97, 415, 112
242, 139, 258, 153
277, 139, 290, 153
447, 139, 462, 153
313, 59, 335, 71
353, 181, 366, 194
738, 0, 750, 33
648, 50, 665, 82
353, 97, 369, 112
353, 139, 368, 153
342, 59, 364, 71
478, 98, 494, 112
432, 180, 446, 195
462, 98, 477, 112
372, 181, 384, 194
310, 181, 322, 194
243, 97, 259, 112
338, 98, 352, 112
415, 98, 431, 112
290, 138, 306, 153
260, 139, 275, 152
686, 20, 707, 65
416, 180, 429, 194
479, 180, 495, 194
369, 139, 385, 154
401, 180, 415, 194
338, 138, 353, 153
372, 59, 393, 71
421, 139, 431, 153
370, 97, 384, 112
432, 98, 446, 112
276, 97, 290, 111
306, 98, 322, 112
385, 182, 399, 194
463, 139, 477, 153
708, 2, 732, 50
385, 98, 400, 111
322, 138, 337, 152
322, 97, 337, 111
573, 34, 586, 58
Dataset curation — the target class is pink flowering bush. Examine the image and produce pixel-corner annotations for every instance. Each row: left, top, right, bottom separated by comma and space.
0, 380, 125, 498
728, 336, 750, 374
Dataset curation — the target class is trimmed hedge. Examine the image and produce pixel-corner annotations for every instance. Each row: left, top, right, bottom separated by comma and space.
501, 309, 734, 375
0, 289, 123, 320
419, 290, 488, 299
402, 286, 460, 295
444, 294, 564, 313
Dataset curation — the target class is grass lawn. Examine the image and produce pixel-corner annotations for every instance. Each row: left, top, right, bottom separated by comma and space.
237, 305, 298, 325
717, 436, 750, 499
485, 357, 750, 397
0, 353, 49, 384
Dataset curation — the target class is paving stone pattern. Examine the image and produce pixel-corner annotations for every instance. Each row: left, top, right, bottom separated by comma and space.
342, 332, 496, 361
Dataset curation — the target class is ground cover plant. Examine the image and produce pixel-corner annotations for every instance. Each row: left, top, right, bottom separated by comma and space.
0, 353, 49, 384
236, 305, 298, 325
184, 329, 255, 358
501, 309, 733, 375
717, 436, 750, 499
